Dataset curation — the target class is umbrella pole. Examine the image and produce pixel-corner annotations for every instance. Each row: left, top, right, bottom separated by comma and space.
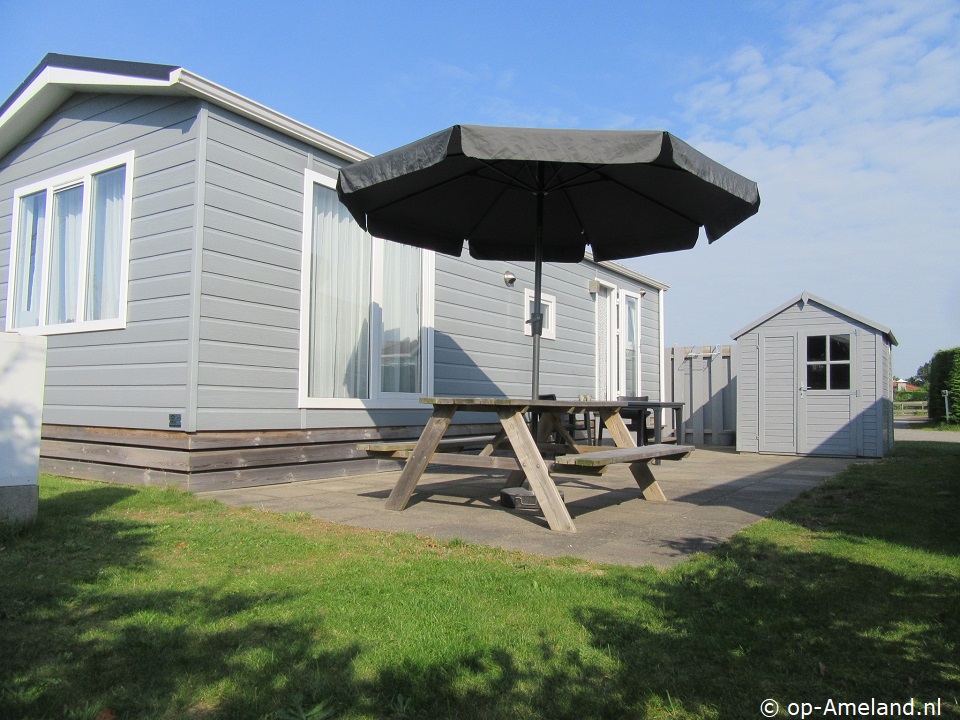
530, 165, 545, 447
531, 168, 545, 403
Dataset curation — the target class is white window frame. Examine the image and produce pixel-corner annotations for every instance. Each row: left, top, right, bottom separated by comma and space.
522, 288, 557, 340
593, 279, 618, 401
298, 169, 434, 409
618, 289, 643, 398
5, 151, 135, 335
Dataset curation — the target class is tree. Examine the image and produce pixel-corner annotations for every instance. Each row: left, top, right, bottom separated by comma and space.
927, 349, 960, 423
908, 360, 931, 387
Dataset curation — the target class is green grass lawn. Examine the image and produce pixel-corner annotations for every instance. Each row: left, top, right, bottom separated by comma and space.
2, 442, 959, 719
921, 421, 960, 432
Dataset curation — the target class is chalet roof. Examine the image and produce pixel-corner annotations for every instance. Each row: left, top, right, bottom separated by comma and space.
731, 291, 898, 345
0, 53, 667, 291
0, 53, 368, 162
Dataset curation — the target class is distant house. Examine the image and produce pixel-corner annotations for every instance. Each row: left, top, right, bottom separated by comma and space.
893, 380, 920, 392
0, 54, 668, 489
733, 292, 896, 458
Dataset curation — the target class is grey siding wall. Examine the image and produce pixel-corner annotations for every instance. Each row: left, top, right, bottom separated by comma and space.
735, 333, 760, 452
0, 93, 202, 429
433, 253, 661, 402
196, 107, 307, 431
193, 107, 437, 432
4, 94, 668, 435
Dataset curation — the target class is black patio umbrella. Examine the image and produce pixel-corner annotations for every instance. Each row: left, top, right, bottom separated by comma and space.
337, 124, 760, 399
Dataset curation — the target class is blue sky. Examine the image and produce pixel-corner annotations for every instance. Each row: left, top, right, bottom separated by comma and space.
2, 0, 957, 377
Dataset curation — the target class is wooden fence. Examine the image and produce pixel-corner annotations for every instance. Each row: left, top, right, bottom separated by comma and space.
894, 400, 928, 417
664, 345, 736, 446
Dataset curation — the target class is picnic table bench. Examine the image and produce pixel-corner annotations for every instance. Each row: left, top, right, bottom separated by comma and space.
358, 398, 694, 532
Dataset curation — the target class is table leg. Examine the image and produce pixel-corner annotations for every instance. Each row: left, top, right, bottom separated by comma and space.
599, 409, 635, 448
502, 412, 553, 488
479, 429, 509, 456
385, 406, 456, 511
498, 409, 576, 532
600, 409, 667, 502
630, 461, 668, 502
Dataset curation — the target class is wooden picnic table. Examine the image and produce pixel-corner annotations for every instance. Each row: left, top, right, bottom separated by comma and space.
359, 398, 693, 533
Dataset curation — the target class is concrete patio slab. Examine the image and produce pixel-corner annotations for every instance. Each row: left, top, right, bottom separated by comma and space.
198, 446, 863, 569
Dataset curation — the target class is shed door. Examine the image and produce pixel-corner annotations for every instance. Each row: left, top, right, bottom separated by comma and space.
798, 332, 857, 455
759, 335, 797, 453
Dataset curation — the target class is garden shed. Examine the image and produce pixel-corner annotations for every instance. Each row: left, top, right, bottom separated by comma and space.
733, 292, 896, 458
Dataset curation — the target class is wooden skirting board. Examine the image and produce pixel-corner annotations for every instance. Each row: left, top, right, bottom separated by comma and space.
39, 423, 501, 492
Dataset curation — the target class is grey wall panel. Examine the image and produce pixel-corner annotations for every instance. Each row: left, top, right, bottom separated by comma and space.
0, 93, 201, 429
202, 252, 300, 294
199, 341, 297, 370
48, 341, 191, 367
2, 95, 199, 183
433, 252, 661, 402
197, 385, 298, 409
204, 227, 300, 269
201, 295, 298, 329
736, 333, 760, 452
198, 364, 297, 389
200, 317, 297, 350
194, 106, 320, 430
45, 363, 187, 386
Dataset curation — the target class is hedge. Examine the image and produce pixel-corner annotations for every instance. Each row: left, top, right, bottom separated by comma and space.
927, 347, 960, 422
894, 389, 928, 402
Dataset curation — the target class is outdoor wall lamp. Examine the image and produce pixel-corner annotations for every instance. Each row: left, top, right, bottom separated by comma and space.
503, 271, 516, 287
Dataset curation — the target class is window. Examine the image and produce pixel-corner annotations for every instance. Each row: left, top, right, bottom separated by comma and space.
523, 288, 556, 340
299, 171, 433, 408
806, 334, 851, 390
620, 290, 642, 397
6, 153, 134, 334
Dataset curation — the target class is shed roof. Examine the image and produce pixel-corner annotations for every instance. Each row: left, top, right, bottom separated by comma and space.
731, 291, 897, 345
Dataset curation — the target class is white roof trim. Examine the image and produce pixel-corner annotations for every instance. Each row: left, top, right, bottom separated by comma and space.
583, 250, 670, 291
173, 70, 368, 162
731, 291, 897, 345
0, 56, 369, 163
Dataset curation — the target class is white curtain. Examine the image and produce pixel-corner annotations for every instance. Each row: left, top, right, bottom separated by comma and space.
381, 242, 421, 393
309, 183, 371, 399
46, 185, 83, 325
85, 166, 125, 321
624, 295, 640, 397
12, 191, 46, 328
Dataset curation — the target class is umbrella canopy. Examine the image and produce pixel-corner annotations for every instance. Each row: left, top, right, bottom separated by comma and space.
337, 124, 759, 262
336, 124, 760, 398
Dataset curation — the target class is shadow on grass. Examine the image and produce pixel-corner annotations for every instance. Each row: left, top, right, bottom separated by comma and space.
0, 484, 357, 718
2, 464, 958, 719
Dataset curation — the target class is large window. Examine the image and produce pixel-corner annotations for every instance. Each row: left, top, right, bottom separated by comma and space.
6, 153, 134, 334
806, 334, 851, 390
299, 171, 433, 407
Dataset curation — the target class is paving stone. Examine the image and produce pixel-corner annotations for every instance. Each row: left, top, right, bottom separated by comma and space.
197, 445, 863, 568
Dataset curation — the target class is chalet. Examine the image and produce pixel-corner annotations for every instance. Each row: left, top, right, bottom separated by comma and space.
0, 54, 669, 490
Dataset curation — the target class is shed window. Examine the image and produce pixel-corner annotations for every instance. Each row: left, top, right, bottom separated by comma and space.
6, 154, 133, 334
806, 334, 851, 390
